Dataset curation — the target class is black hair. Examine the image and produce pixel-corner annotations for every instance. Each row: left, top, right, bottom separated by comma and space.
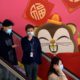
25, 24, 34, 31
48, 56, 61, 76
2, 19, 14, 27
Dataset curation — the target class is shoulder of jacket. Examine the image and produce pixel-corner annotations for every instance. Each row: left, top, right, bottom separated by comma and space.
21, 36, 28, 41
34, 36, 39, 40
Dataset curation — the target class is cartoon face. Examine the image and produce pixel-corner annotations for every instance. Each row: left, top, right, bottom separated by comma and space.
35, 23, 77, 54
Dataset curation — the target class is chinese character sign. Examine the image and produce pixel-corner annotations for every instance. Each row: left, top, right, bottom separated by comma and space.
24, 0, 54, 25
30, 3, 46, 20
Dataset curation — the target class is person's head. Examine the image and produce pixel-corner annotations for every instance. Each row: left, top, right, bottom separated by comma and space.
48, 56, 63, 76
25, 24, 35, 37
50, 56, 63, 71
2, 19, 14, 34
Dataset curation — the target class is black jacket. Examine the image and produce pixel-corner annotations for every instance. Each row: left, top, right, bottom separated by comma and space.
21, 36, 42, 64
0, 29, 18, 65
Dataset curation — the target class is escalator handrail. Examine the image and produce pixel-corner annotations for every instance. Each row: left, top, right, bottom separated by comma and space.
13, 30, 80, 80
0, 57, 27, 80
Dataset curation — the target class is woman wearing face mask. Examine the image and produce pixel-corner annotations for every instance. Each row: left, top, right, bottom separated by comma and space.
48, 56, 68, 80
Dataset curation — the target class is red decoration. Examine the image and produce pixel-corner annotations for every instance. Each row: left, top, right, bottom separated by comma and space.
24, 0, 54, 25
62, 0, 80, 13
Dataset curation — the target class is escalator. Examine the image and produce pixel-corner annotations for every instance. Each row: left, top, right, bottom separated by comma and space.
0, 57, 26, 80
13, 31, 80, 80
0, 27, 79, 80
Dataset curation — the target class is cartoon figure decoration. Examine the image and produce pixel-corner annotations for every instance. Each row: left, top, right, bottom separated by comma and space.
35, 14, 78, 54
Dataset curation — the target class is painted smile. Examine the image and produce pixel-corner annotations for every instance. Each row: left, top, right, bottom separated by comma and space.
49, 44, 58, 53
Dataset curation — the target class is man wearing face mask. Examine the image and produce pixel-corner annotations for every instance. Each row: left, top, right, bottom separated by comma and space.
0, 19, 18, 80
21, 24, 42, 80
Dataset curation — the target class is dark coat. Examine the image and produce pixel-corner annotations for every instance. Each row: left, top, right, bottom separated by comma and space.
21, 36, 42, 64
0, 29, 18, 65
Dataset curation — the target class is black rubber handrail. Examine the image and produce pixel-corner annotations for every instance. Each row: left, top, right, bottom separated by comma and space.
0, 57, 27, 80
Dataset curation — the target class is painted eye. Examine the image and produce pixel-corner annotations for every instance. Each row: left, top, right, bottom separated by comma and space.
39, 37, 50, 47
37, 29, 52, 53
56, 36, 72, 46
57, 36, 69, 40
53, 28, 70, 41
53, 28, 75, 52
39, 38, 51, 53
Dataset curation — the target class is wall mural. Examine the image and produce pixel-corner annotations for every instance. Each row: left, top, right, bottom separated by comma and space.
0, 0, 80, 54
24, 0, 80, 54
35, 14, 78, 54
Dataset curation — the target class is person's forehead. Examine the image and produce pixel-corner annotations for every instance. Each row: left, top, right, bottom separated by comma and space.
27, 28, 34, 31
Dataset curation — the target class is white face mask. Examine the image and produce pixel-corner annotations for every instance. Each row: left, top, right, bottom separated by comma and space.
59, 64, 64, 70
6, 29, 12, 35
27, 32, 34, 36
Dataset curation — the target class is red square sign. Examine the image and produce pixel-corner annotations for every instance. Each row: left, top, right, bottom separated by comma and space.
24, 0, 54, 25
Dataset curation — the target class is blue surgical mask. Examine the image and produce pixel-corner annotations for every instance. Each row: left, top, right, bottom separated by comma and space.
6, 29, 12, 35
27, 32, 34, 36
59, 64, 64, 70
